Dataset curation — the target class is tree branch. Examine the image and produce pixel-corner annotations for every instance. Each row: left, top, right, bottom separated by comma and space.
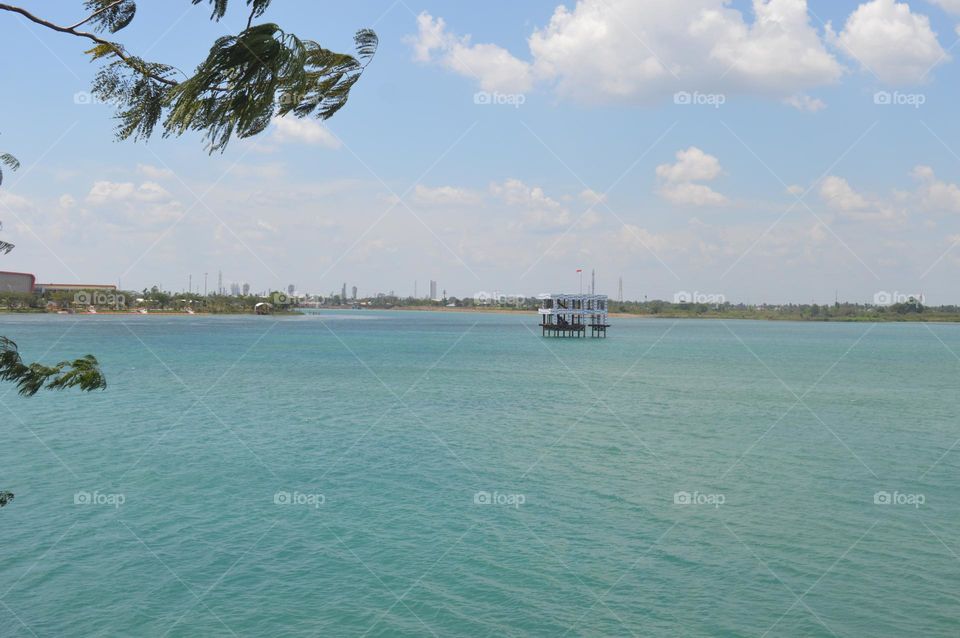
67, 0, 125, 31
0, 3, 178, 86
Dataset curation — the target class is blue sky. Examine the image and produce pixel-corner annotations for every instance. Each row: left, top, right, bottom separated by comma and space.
2, 0, 960, 303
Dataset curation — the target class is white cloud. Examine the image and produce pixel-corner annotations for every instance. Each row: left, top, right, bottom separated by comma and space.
911, 165, 960, 211
412, 1, 844, 105
820, 176, 870, 210
819, 175, 901, 221
490, 178, 578, 230
617, 224, 670, 253
407, 13, 533, 93
490, 178, 564, 210
0, 190, 35, 213
85, 180, 182, 225
271, 117, 341, 149
656, 147, 728, 206
86, 181, 173, 205
137, 164, 175, 180
656, 147, 723, 182
659, 182, 729, 206
832, 0, 948, 84
783, 94, 826, 111
412, 184, 482, 205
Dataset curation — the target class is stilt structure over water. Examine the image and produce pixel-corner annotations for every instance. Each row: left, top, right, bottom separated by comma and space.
538, 293, 609, 338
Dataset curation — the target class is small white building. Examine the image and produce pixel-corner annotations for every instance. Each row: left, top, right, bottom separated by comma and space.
537, 293, 609, 338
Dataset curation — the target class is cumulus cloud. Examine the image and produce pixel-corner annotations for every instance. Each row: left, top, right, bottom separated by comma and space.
656, 147, 723, 182
85, 181, 182, 224
911, 165, 960, 212
659, 182, 729, 207
783, 94, 826, 111
59, 194, 77, 210
832, 0, 948, 84
656, 147, 728, 206
820, 176, 870, 210
137, 164, 175, 180
819, 175, 901, 221
86, 181, 174, 205
0, 190, 35, 213
617, 224, 670, 253
412, 184, 482, 205
407, 13, 533, 93
490, 178, 563, 210
271, 117, 341, 149
411, 0, 845, 105
490, 178, 578, 230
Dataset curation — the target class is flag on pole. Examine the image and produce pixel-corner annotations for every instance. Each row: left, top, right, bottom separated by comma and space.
576, 269, 582, 273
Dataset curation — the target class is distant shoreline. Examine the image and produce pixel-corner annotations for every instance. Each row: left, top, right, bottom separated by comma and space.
328, 306, 960, 323
2, 305, 958, 323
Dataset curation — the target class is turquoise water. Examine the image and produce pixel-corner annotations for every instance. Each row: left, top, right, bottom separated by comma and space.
0, 311, 958, 636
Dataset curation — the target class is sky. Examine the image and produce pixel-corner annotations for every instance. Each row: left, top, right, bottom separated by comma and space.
2, 0, 960, 304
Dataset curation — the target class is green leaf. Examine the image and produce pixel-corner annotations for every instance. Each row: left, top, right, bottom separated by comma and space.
83, 0, 137, 34
0, 338, 107, 397
0, 152, 19, 187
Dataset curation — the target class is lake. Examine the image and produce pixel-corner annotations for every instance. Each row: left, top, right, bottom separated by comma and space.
0, 311, 957, 636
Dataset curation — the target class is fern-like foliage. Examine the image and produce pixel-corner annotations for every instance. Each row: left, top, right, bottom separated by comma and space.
85, 1, 378, 153
156, 24, 377, 152
193, 0, 272, 22
0, 149, 17, 252
83, 0, 136, 33
0, 1, 376, 154
0, 338, 107, 397
0, 152, 19, 187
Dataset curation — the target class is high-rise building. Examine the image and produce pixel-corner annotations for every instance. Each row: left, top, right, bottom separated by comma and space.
351, 286, 358, 300
288, 284, 295, 296
341, 283, 347, 301
230, 282, 240, 296
430, 280, 437, 300
242, 283, 250, 296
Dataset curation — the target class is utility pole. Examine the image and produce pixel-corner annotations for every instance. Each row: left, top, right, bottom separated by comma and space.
189, 274, 192, 294
591, 269, 595, 295
204, 272, 208, 296
619, 276, 623, 302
